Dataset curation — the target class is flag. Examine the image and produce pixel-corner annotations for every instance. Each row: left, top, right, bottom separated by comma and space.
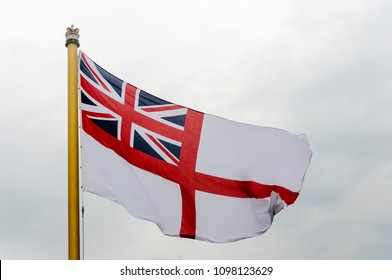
79, 51, 312, 242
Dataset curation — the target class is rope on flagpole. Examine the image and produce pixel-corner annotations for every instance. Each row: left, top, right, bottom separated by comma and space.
81, 187, 85, 260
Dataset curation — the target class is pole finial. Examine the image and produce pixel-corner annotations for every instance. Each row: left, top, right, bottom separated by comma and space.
65, 25, 80, 47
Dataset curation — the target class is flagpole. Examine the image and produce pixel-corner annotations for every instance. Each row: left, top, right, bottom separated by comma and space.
65, 25, 80, 260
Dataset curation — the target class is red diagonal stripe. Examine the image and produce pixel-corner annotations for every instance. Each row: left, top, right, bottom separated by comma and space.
141, 104, 184, 112
146, 133, 180, 165
81, 52, 111, 93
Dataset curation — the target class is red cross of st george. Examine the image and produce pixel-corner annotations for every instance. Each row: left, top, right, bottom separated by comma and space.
80, 70, 299, 239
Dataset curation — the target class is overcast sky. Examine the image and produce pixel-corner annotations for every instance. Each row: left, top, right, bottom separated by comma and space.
0, 0, 391, 260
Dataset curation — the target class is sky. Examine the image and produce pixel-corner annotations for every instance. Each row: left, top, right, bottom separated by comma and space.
0, 0, 391, 260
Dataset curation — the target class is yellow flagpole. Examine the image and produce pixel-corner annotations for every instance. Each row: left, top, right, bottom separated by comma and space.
65, 25, 80, 260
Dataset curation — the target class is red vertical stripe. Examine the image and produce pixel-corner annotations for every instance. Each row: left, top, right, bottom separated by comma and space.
178, 110, 204, 238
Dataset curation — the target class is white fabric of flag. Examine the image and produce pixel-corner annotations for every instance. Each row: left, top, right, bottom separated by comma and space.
79, 51, 312, 242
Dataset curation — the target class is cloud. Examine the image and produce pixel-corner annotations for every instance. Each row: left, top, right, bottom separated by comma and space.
0, 0, 391, 259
